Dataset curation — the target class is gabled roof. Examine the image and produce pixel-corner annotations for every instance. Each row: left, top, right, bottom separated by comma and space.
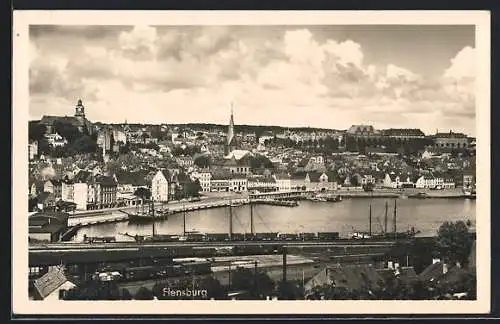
347, 125, 377, 135
116, 170, 149, 186
29, 211, 69, 222
290, 172, 308, 180
419, 262, 445, 282
95, 175, 117, 186
319, 264, 384, 291
224, 149, 252, 161
33, 265, 71, 299
274, 173, 291, 180
307, 171, 325, 183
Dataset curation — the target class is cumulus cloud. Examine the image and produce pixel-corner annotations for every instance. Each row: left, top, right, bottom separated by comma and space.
444, 46, 475, 80
28, 25, 476, 135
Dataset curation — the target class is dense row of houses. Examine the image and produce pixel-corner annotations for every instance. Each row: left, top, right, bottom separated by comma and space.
30, 172, 119, 211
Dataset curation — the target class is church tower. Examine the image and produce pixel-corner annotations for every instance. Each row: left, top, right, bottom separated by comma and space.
225, 103, 235, 156
75, 99, 86, 121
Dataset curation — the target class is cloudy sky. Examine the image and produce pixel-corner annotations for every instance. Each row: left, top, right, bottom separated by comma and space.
29, 25, 476, 135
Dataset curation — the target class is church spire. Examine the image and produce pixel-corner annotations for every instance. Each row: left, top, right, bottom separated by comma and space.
225, 102, 235, 155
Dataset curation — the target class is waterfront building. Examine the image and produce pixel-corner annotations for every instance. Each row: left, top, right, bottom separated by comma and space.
151, 170, 170, 202
73, 182, 89, 210
197, 170, 212, 192
383, 173, 417, 189
94, 175, 118, 208
222, 153, 252, 175
229, 176, 248, 192
307, 171, 337, 192
248, 176, 277, 192
463, 169, 476, 189
210, 174, 231, 192
273, 173, 292, 192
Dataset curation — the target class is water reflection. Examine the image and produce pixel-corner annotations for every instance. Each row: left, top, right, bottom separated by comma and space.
72, 198, 476, 241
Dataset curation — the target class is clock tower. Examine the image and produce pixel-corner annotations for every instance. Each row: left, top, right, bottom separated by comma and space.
75, 99, 85, 120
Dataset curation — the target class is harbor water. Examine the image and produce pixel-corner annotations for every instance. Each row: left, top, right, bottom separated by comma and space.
71, 198, 476, 242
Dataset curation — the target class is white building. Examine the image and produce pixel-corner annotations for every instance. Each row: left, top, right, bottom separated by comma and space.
151, 170, 170, 202
229, 177, 248, 192
61, 181, 74, 202
28, 140, 38, 160
310, 156, 324, 164
73, 183, 88, 210
198, 171, 212, 192
112, 129, 127, 144
45, 133, 68, 147
273, 174, 292, 191
415, 176, 438, 189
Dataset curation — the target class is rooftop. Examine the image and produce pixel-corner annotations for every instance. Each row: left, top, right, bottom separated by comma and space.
33, 265, 71, 299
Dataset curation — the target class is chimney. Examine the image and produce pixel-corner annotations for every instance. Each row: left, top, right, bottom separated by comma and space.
443, 263, 448, 275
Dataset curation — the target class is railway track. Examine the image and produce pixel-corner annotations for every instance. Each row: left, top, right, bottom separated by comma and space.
29, 240, 401, 252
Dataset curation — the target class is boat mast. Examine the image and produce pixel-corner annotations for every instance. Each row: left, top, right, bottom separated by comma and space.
393, 199, 397, 239
250, 200, 254, 236
152, 197, 156, 237
384, 201, 388, 234
229, 200, 233, 240
369, 204, 372, 236
183, 203, 186, 236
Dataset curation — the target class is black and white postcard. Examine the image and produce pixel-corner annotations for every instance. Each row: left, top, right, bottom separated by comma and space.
12, 10, 490, 315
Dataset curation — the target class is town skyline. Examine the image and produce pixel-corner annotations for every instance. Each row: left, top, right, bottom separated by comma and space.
29, 100, 474, 138
30, 25, 476, 136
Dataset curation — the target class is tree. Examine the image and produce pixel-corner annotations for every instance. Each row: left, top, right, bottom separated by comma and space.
28, 197, 38, 212
435, 221, 473, 267
200, 276, 227, 299
134, 287, 154, 300
54, 120, 80, 143
249, 155, 274, 170
194, 155, 211, 168
231, 268, 275, 299
71, 135, 97, 154
29, 122, 46, 141
121, 288, 133, 300
134, 187, 151, 201
277, 280, 304, 300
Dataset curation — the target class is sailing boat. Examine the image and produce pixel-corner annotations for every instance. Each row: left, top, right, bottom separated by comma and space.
378, 200, 420, 239
350, 204, 373, 239
349, 200, 420, 240
122, 197, 168, 223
